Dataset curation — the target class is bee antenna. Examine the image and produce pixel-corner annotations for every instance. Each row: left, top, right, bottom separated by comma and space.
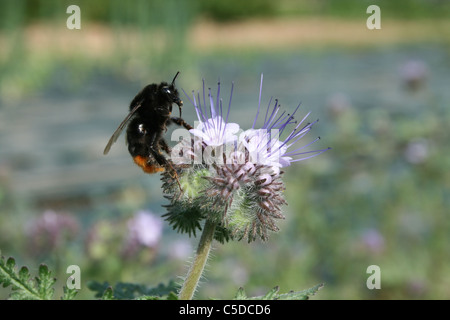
172, 71, 180, 86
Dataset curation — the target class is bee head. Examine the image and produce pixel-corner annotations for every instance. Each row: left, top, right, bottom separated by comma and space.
161, 71, 183, 116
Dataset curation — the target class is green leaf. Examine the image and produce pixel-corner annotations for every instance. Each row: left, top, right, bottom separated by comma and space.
276, 283, 324, 300
101, 287, 115, 300
233, 287, 247, 300
133, 292, 178, 300
87, 281, 110, 298
62, 286, 79, 300
88, 279, 179, 300
261, 286, 280, 300
234, 283, 324, 300
36, 264, 56, 300
133, 295, 159, 300
18, 266, 30, 282
145, 280, 179, 298
0, 254, 42, 300
0, 252, 74, 300
166, 291, 179, 300
112, 282, 149, 299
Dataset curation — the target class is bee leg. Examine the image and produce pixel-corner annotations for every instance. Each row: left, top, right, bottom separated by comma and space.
164, 160, 183, 192
159, 138, 172, 155
171, 117, 193, 130
149, 145, 183, 191
158, 138, 182, 188
148, 136, 182, 191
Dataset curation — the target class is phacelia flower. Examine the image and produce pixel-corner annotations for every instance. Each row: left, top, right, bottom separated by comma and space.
187, 79, 240, 147
163, 75, 329, 242
400, 59, 428, 91
26, 210, 79, 256
123, 210, 163, 257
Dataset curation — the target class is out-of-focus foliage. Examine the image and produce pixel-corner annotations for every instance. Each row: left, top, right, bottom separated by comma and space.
1, 0, 449, 26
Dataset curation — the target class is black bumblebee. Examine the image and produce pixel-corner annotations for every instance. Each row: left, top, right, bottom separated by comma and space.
103, 72, 192, 181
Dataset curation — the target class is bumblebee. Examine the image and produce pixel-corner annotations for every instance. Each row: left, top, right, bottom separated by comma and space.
103, 72, 192, 183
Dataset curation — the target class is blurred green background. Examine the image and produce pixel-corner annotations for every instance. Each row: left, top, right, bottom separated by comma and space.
1, 0, 449, 299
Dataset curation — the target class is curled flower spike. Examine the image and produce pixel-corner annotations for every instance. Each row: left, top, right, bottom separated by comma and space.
244, 74, 331, 171
163, 75, 330, 243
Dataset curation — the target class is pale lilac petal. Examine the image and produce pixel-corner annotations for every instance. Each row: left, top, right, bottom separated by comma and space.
183, 75, 329, 170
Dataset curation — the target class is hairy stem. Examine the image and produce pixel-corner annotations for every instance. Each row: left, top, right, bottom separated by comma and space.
178, 219, 216, 300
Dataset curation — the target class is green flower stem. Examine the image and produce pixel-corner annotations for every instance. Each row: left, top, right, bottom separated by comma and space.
178, 219, 217, 300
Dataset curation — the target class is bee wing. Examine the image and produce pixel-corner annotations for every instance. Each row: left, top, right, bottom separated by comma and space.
103, 103, 142, 155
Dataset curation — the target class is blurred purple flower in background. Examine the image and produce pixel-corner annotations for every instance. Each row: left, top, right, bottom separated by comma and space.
360, 228, 385, 255
167, 239, 193, 260
400, 59, 428, 91
404, 138, 429, 164
122, 210, 163, 258
25, 209, 79, 256
326, 92, 352, 116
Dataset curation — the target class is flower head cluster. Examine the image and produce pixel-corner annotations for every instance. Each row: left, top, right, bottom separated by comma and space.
163, 75, 329, 242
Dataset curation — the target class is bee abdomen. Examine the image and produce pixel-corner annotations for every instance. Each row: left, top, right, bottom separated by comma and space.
133, 155, 165, 174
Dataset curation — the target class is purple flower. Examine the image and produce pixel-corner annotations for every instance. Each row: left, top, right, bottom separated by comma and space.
167, 240, 193, 260
164, 75, 329, 242
400, 59, 428, 91
183, 74, 329, 172
361, 228, 385, 254
123, 211, 163, 255
404, 138, 429, 164
246, 74, 330, 169
26, 210, 79, 256
184, 79, 240, 147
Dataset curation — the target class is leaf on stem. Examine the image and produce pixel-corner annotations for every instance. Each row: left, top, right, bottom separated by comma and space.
234, 283, 324, 300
